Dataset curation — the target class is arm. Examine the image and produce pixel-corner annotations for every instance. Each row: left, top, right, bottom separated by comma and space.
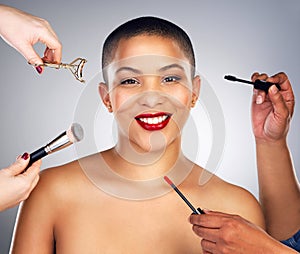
251, 72, 300, 240
0, 4, 62, 73
10, 169, 57, 253
0, 153, 40, 211
189, 211, 299, 254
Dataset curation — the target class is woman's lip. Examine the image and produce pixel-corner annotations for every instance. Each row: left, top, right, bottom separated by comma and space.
134, 112, 172, 131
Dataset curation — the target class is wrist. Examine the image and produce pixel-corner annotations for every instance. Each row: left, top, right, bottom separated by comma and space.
255, 137, 288, 148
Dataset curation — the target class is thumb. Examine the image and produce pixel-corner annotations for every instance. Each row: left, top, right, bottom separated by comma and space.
268, 85, 289, 119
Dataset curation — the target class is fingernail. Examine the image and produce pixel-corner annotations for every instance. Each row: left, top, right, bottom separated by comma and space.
21, 152, 29, 160
256, 95, 263, 104
36, 66, 43, 74
270, 85, 278, 94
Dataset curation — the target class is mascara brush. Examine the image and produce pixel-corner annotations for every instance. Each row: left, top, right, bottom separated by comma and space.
224, 75, 281, 94
164, 176, 204, 214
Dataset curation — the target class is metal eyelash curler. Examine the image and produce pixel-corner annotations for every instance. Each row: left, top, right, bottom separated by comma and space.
30, 58, 87, 83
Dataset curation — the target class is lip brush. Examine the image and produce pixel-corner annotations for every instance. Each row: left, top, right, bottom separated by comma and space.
164, 176, 204, 214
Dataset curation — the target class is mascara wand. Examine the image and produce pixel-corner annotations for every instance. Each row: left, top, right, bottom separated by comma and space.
224, 75, 281, 94
164, 176, 204, 215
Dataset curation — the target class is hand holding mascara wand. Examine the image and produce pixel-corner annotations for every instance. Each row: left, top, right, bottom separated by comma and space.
164, 176, 205, 215
224, 75, 281, 94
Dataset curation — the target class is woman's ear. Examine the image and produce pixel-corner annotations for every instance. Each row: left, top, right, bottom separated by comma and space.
191, 75, 201, 107
98, 82, 113, 112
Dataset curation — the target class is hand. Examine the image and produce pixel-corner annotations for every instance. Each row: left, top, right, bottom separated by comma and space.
189, 210, 296, 254
251, 72, 295, 143
0, 153, 40, 211
0, 5, 62, 74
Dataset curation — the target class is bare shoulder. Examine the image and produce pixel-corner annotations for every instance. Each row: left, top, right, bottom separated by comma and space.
188, 166, 265, 228
36, 153, 100, 198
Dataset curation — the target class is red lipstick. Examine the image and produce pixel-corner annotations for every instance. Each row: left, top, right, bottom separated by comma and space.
135, 112, 172, 131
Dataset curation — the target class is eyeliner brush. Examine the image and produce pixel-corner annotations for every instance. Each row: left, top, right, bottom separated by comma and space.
224, 75, 281, 94
164, 176, 204, 215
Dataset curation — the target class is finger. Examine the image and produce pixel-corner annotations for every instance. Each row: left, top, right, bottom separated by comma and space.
42, 46, 61, 64
23, 159, 41, 180
253, 88, 267, 105
192, 224, 220, 243
6, 153, 30, 176
268, 85, 290, 120
20, 44, 44, 65
267, 73, 295, 116
189, 212, 226, 228
38, 31, 62, 63
201, 238, 216, 253
267, 72, 289, 90
26, 172, 40, 196
251, 72, 259, 81
20, 160, 41, 197
251, 72, 268, 82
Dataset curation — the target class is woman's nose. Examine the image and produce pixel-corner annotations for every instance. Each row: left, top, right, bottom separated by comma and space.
137, 77, 167, 108
137, 90, 167, 108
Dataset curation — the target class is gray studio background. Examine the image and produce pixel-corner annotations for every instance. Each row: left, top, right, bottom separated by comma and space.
0, 0, 299, 252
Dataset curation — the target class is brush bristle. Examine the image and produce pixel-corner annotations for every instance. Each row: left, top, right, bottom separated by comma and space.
164, 176, 174, 186
224, 75, 237, 81
67, 123, 84, 143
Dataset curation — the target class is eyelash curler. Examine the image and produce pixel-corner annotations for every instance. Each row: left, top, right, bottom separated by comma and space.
30, 58, 87, 83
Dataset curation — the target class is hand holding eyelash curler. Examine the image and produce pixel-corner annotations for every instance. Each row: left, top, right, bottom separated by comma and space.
30, 57, 87, 83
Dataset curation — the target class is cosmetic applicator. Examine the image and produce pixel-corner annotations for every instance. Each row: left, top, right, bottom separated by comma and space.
164, 176, 204, 214
224, 75, 281, 94
26, 123, 84, 169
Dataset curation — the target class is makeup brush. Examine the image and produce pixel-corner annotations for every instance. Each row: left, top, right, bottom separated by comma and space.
164, 176, 204, 214
224, 75, 281, 94
27, 123, 84, 168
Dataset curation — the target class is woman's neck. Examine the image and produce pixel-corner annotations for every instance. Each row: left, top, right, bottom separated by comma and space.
108, 137, 187, 180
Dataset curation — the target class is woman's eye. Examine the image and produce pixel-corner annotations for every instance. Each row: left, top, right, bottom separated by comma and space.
163, 76, 181, 83
120, 78, 139, 85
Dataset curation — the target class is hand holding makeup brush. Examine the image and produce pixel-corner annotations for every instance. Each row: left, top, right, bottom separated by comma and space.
0, 153, 41, 212
189, 210, 298, 254
0, 4, 62, 74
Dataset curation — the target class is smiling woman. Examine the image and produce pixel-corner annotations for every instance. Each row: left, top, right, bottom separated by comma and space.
10, 16, 265, 254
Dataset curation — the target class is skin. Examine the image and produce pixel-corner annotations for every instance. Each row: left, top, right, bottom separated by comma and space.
10, 35, 265, 254
252, 72, 299, 240
0, 5, 59, 212
189, 210, 298, 254
0, 4, 62, 73
189, 72, 299, 253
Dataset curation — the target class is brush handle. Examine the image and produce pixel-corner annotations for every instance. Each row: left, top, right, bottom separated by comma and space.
254, 80, 281, 94
28, 147, 47, 167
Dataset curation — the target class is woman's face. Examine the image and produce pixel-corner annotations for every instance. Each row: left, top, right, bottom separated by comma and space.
100, 35, 200, 153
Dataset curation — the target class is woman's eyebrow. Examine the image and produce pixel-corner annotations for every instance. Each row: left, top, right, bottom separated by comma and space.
116, 66, 142, 74
158, 63, 185, 72
114, 63, 185, 75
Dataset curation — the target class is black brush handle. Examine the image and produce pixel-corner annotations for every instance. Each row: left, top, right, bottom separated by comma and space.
25, 147, 47, 170
254, 79, 281, 94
